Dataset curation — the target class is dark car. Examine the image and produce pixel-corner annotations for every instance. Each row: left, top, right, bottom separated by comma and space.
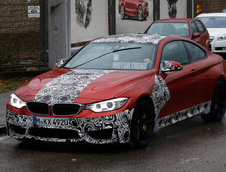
7, 34, 226, 148
119, 0, 149, 21
145, 18, 210, 49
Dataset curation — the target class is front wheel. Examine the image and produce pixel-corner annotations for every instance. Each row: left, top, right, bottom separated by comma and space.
201, 80, 226, 122
130, 98, 155, 148
137, 5, 143, 21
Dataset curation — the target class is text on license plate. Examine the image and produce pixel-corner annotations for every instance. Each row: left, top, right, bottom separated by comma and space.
33, 116, 70, 127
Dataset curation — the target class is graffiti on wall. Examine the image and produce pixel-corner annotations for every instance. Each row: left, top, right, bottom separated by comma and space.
167, 0, 178, 18
75, 0, 92, 28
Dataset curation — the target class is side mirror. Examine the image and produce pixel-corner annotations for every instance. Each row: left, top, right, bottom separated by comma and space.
160, 60, 183, 73
56, 58, 69, 68
193, 32, 201, 38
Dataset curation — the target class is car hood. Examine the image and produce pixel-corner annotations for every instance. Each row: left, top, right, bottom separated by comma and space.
207, 28, 226, 37
15, 68, 154, 105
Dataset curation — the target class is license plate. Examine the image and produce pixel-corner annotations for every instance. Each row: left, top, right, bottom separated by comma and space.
33, 116, 70, 127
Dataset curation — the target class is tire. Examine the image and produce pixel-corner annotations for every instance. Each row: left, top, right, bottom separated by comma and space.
120, 5, 125, 20
137, 5, 143, 21
130, 98, 155, 148
201, 80, 226, 122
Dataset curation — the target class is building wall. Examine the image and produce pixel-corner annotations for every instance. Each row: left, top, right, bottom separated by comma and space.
71, 0, 109, 44
195, 0, 226, 16
0, 0, 41, 66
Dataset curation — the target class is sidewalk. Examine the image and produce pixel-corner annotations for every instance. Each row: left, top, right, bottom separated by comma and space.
0, 90, 14, 133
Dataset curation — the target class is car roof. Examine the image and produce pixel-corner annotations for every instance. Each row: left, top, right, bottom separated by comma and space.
92, 33, 168, 45
154, 18, 193, 23
196, 13, 226, 17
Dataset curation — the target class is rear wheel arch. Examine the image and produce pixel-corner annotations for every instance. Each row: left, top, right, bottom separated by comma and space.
201, 79, 226, 122
215, 77, 226, 95
120, 4, 126, 19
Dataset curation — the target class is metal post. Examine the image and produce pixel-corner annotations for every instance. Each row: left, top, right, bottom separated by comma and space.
109, 0, 116, 35
40, 0, 47, 64
192, 0, 194, 18
153, 0, 160, 21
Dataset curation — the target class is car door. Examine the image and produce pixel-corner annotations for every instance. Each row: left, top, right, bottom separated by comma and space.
191, 21, 202, 46
158, 40, 202, 118
125, 0, 133, 14
195, 20, 210, 49
183, 41, 212, 102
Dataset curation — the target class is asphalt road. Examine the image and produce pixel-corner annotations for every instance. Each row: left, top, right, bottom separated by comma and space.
0, 90, 14, 127
0, 116, 226, 172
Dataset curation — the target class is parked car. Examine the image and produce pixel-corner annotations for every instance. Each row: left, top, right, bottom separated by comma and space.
196, 13, 226, 54
145, 18, 210, 49
6, 34, 226, 148
118, 0, 149, 21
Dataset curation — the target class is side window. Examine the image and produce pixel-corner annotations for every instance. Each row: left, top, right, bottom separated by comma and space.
161, 41, 190, 65
195, 21, 206, 34
183, 41, 206, 62
191, 22, 200, 35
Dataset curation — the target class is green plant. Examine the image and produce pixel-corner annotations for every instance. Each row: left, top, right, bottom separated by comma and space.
0, 45, 18, 65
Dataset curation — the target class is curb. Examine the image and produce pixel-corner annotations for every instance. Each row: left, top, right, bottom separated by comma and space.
0, 126, 6, 134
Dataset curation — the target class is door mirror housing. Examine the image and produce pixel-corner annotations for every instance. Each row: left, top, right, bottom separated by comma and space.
160, 60, 183, 73
56, 58, 69, 68
193, 32, 201, 38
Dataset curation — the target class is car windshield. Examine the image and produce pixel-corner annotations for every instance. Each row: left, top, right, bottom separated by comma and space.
64, 43, 156, 70
146, 22, 190, 37
197, 17, 226, 28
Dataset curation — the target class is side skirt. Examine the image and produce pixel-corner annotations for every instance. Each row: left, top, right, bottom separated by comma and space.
154, 101, 211, 132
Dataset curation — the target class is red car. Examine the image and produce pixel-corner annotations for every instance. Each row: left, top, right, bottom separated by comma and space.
119, 0, 149, 21
6, 34, 226, 148
145, 18, 210, 49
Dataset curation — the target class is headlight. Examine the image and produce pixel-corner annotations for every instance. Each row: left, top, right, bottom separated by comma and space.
143, 2, 148, 6
210, 36, 215, 42
217, 35, 226, 41
86, 98, 128, 113
10, 94, 26, 108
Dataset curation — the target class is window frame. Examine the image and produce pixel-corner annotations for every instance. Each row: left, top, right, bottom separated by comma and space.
191, 21, 200, 36
182, 40, 208, 63
158, 39, 208, 74
158, 40, 191, 74
195, 20, 206, 35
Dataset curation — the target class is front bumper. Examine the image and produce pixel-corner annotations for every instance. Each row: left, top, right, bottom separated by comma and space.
211, 39, 226, 53
6, 109, 134, 144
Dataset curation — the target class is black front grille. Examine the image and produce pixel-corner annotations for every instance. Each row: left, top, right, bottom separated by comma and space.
215, 47, 226, 51
87, 129, 113, 140
53, 104, 81, 116
29, 128, 80, 139
27, 102, 49, 115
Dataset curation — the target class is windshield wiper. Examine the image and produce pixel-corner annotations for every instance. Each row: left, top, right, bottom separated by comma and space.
72, 47, 141, 69
112, 47, 141, 52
